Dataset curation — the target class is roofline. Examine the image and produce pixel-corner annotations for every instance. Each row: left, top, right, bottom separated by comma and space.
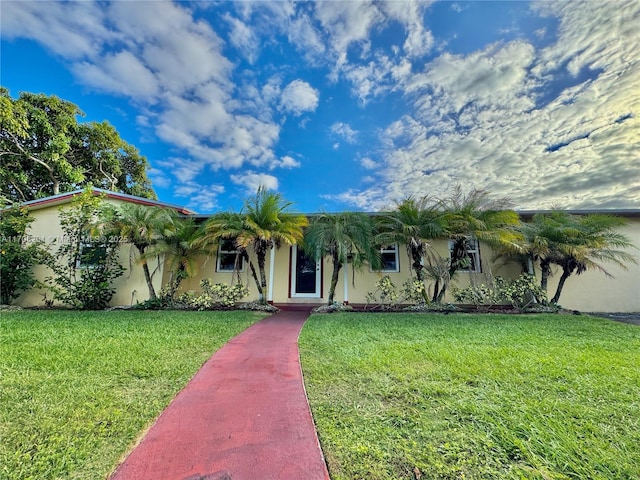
17, 188, 195, 215
515, 208, 640, 218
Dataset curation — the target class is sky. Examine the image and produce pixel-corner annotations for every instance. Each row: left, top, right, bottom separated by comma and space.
1, 1, 639, 214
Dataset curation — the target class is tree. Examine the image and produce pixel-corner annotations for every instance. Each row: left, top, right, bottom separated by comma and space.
376, 196, 446, 283
236, 187, 307, 304
0, 88, 155, 203
200, 211, 262, 297
0, 204, 46, 304
433, 187, 522, 302
98, 203, 176, 301
522, 211, 636, 304
44, 189, 124, 309
304, 212, 378, 304
146, 217, 212, 299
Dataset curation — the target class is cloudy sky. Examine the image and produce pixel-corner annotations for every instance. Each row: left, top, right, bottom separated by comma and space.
2, 1, 639, 213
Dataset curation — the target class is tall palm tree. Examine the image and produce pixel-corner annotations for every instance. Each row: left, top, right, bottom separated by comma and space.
304, 212, 378, 304
434, 187, 522, 302
200, 211, 262, 297
523, 211, 636, 304
98, 203, 176, 301
376, 196, 446, 282
146, 217, 212, 299
237, 187, 307, 303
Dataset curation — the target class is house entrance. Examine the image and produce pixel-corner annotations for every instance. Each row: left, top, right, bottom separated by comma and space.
291, 246, 321, 298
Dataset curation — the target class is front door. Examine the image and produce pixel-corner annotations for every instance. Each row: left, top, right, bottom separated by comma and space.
291, 246, 321, 298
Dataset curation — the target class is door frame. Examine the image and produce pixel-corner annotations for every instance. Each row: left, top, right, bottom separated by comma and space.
290, 245, 322, 298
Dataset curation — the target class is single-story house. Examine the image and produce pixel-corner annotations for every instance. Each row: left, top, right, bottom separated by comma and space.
9, 188, 640, 312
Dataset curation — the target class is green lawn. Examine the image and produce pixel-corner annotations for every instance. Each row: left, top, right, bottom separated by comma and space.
300, 313, 640, 480
0, 309, 265, 480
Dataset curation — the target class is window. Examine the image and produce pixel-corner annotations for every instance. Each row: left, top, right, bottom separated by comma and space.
377, 244, 400, 272
448, 237, 481, 272
76, 242, 108, 268
216, 239, 244, 272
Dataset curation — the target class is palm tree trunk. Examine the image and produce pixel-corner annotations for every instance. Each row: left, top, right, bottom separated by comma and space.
328, 255, 342, 304
551, 267, 572, 304
135, 245, 157, 301
242, 250, 262, 298
257, 250, 267, 304
168, 264, 186, 299
540, 259, 551, 292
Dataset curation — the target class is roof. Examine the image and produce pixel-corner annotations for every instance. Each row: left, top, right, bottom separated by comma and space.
515, 208, 640, 218
17, 188, 195, 215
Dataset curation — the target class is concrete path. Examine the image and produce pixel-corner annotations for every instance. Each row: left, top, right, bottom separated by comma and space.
110, 310, 330, 480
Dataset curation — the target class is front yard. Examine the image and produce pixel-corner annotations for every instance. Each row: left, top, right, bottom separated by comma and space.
299, 313, 640, 479
0, 310, 265, 480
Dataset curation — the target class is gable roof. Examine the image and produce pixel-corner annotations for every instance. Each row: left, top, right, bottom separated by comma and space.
17, 188, 195, 215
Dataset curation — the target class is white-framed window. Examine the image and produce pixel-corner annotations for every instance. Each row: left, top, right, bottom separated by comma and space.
377, 244, 400, 273
76, 242, 108, 269
216, 239, 245, 272
448, 237, 482, 273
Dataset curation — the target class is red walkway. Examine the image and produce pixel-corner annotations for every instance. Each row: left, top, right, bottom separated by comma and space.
110, 311, 330, 480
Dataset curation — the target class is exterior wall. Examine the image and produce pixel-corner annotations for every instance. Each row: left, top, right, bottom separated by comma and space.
539, 219, 640, 313
14, 199, 164, 307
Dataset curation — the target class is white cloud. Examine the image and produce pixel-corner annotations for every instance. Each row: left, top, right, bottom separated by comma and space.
224, 13, 260, 64
174, 183, 225, 212
280, 80, 320, 116
330, 122, 358, 143
230, 172, 279, 194
272, 155, 301, 170
72, 51, 160, 101
360, 157, 378, 170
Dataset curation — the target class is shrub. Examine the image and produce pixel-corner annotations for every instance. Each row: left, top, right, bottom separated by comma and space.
452, 273, 547, 312
0, 205, 47, 304
44, 190, 124, 309
178, 279, 249, 310
365, 276, 431, 310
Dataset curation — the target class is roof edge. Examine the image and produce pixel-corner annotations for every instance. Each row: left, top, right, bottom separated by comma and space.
16, 188, 195, 215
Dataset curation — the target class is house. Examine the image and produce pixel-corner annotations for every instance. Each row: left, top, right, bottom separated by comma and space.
8, 189, 640, 312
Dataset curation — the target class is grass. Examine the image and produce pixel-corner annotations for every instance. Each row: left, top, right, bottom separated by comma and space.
0, 309, 265, 480
299, 313, 640, 480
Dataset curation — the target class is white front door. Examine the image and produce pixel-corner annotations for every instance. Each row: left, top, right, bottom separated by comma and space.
291, 246, 321, 298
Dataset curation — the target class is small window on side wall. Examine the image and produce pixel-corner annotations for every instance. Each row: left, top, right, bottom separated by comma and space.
377, 244, 400, 273
217, 239, 245, 272
76, 243, 108, 269
448, 237, 481, 273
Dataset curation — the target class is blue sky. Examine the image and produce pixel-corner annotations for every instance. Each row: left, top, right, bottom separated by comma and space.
1, 1, 639, 214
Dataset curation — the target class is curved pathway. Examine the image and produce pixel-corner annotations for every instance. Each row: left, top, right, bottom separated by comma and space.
110, 310, 330, 480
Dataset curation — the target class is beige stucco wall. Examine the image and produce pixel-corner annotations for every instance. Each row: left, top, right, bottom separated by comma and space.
540, 219, 640, 313
14, 199, 164, 307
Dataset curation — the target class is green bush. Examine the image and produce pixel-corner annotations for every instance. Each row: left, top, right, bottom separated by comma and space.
452, 273, 547, 312
177, 279, 249, 310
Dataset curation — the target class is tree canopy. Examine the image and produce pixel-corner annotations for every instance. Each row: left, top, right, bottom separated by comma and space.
0, 87, 155, 204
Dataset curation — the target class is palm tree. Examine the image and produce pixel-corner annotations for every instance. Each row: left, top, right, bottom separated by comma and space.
147, 217, 212, 299
522, 211, 636, 304
200, 211, 262, 297
434, 187, 522, 302
98, 203, 176, 301
376, 196, 446, 282
304, 212, 378, 304
237, 187, 307, 303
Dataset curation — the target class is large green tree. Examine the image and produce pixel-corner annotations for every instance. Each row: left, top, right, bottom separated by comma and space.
304, 212, 379, 304
0, 88, 155, 203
